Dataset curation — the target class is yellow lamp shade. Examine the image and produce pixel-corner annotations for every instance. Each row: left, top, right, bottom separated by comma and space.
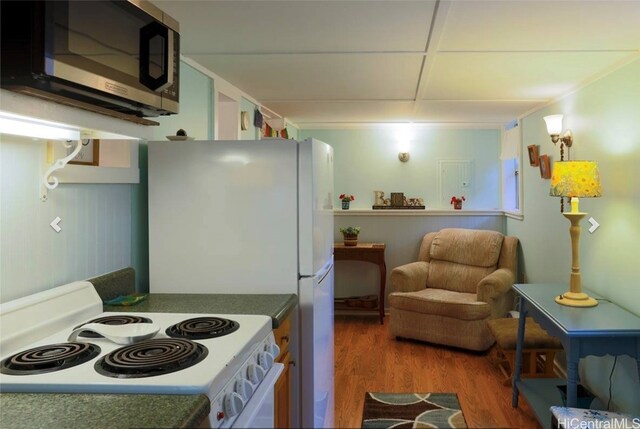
550, 161, 603, 198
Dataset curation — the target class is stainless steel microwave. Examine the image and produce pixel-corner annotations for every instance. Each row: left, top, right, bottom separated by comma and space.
1, 0, 180, 118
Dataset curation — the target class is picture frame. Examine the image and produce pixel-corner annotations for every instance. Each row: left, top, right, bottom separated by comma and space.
539, 154, 551, 179
527, 145, 539, 166
390, 192, 404, 207
69, 139, 100, 166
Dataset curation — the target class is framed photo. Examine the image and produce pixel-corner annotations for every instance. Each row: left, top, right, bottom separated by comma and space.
539, 154, 551, 179
390, 192, 404, 207
69, 139, 100, 166
527, 145, 539, 166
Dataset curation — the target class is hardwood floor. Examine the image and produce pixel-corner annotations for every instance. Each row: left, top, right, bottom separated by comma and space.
333, 316, 541, 428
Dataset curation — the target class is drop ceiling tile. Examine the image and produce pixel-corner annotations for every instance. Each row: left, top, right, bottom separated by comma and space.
264, 101, 415, 124
440, 0, 640, 51
191, 53, 423, 100
413, 100, 542, 124
420, 51, 635, 100
154, 1, 436, 53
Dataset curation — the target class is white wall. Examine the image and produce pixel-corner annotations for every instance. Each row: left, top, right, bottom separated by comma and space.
0, 136, 132, 303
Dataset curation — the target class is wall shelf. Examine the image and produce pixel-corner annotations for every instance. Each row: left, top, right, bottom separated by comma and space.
334, 209, 505, 217
48, 140, 139, 185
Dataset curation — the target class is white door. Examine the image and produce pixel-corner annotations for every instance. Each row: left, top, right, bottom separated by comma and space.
148, 140, 299, 293
439, 160, 472, 208
299, 139, 334, 276
298, 261, 334, 429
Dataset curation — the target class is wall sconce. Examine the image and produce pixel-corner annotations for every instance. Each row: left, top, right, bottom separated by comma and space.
544, 114, 574, 212
543, 114, 573, 152
398, 152, 410, 162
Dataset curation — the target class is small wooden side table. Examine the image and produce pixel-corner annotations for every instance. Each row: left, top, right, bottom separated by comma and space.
333, 243, 386, 324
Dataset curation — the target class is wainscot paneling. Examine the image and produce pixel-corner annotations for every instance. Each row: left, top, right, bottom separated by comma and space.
333, 211, 505, 309
1, 135, 132, 303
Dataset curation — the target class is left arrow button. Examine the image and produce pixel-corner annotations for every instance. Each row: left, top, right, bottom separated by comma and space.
50, 217, 62, 233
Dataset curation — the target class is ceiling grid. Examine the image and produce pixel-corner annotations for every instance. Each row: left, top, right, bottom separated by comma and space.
152, 0, 640, 128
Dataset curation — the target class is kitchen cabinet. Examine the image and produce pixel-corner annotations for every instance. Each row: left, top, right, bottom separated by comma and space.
273, 315, 291, 428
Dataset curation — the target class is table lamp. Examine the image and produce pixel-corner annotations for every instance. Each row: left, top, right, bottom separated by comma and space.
549, 161, 603, 307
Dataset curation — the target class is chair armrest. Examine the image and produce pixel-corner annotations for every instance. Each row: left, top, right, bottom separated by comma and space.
477, 268, 515, 303
390, 261, 429, 293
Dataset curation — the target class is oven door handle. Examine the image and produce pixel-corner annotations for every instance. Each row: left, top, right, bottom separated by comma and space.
139, 21, 174, 92
231, 363, 284, 428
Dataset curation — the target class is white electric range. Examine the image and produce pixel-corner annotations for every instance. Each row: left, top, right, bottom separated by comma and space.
0, 281, 283, 428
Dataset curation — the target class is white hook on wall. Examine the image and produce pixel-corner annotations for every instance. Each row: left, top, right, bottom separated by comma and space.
40, 140, 83, 201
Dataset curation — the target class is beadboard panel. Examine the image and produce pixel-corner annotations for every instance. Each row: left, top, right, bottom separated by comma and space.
1, 136, 131, 303
333, 213, 505, 308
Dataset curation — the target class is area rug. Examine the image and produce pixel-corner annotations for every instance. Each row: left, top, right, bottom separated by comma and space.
361, 392, 468, 428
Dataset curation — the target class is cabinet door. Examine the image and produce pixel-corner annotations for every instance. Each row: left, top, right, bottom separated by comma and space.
274, 351, 291, 428
273, 315, 291, 428
274, 316, 291, 360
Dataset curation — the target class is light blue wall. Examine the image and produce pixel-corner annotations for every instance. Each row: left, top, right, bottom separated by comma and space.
0, 136, 132, 302
507, 59, 640, 413
287, 124, 300, 141
300, 128, 501, 209
151, 62, 213, 141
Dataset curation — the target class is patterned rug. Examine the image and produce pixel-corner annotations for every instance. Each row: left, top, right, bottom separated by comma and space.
361, 392, 468, 428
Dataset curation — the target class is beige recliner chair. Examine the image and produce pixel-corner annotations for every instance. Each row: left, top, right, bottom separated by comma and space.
388, 228, 518, 351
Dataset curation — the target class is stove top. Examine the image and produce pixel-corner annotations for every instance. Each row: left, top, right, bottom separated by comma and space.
0, 282, 284, 428
0, 310, 272, 394
0, 282, 274, 391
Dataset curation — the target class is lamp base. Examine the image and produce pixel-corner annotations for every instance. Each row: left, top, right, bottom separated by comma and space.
555, 292, 598, 307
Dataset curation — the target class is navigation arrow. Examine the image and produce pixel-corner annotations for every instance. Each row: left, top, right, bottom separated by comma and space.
588, 217, 600, 234
50, 216, 62, 233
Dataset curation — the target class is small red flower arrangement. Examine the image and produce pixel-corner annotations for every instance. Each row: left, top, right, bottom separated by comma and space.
450, 196, 465, 209
339, 194, 355, 202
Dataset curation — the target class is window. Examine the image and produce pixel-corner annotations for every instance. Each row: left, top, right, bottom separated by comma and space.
503, 158, 519, 211
501, 121, 522, 214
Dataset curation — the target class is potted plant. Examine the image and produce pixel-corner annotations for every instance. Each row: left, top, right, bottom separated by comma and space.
339, 226, 361, 246
339, 194, 355, 210
450, 195, 465, 210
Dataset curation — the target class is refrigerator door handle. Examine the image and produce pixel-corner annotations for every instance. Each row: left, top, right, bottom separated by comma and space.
299, 260, 333, 282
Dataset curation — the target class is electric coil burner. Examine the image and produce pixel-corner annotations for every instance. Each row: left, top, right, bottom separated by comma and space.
166, 316, 240, 339
0, 282, 283, 428
74, 315, 154, 338
95, 338, 208, 378
0, 342, 101, 375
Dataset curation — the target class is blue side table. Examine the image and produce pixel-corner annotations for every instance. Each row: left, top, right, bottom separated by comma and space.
511, 284, 640, 427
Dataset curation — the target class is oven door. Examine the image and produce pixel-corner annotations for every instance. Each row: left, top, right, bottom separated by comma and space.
45, 0, 179, 110
232, 363, 284, 429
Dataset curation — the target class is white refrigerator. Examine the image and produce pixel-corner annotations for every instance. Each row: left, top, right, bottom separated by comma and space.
147, 138, 334, 428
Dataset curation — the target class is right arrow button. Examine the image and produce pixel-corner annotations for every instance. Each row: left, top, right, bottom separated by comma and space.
588, 217, 600, 234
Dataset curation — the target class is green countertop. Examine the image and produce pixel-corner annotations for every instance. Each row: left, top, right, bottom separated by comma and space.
1, 293, 297, 429
103, 293, 298, 328
0, 393, 210, 429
